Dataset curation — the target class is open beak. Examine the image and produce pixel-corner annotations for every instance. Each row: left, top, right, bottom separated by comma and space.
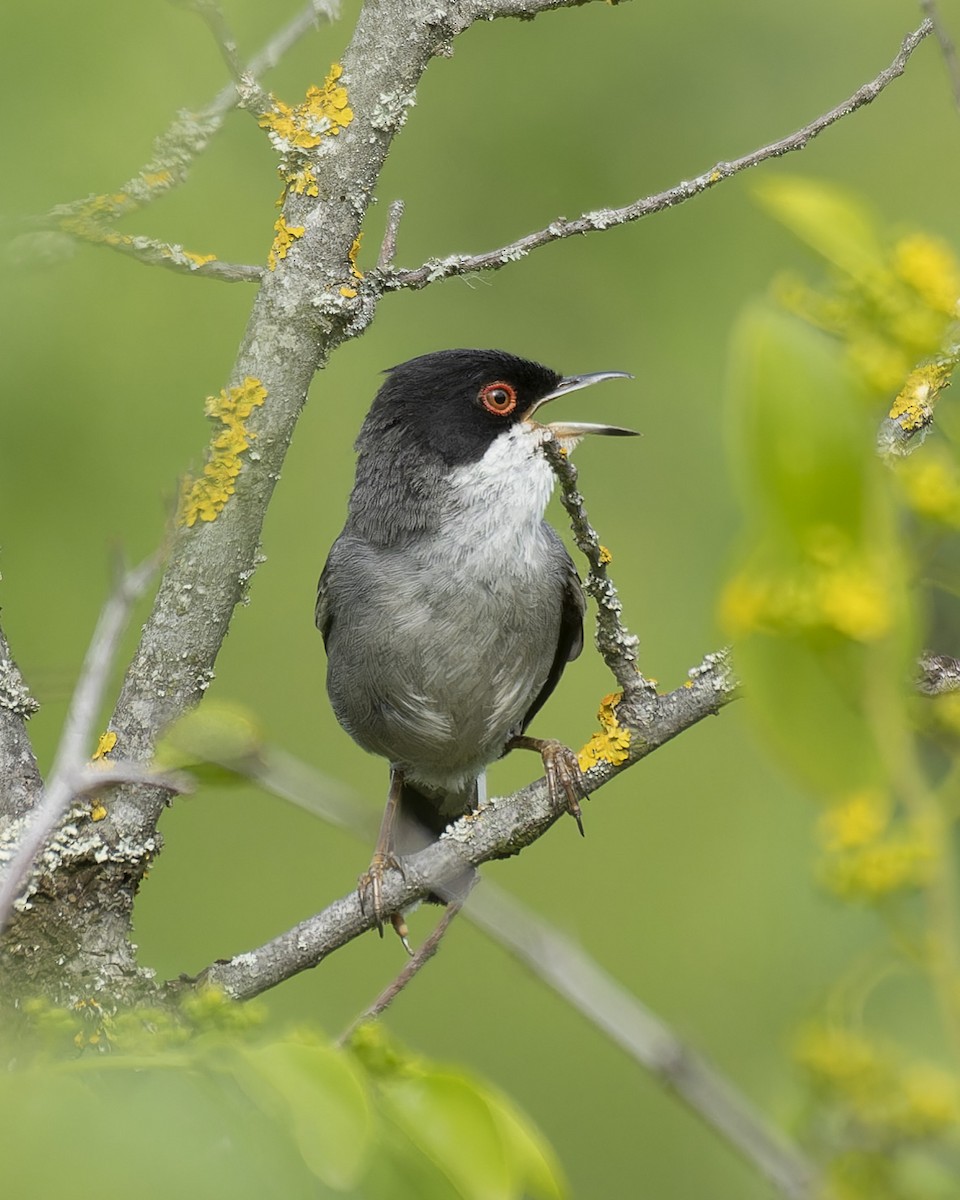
522, 371, 637, 438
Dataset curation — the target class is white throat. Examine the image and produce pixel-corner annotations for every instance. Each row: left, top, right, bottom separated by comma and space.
442, 423, 559, 541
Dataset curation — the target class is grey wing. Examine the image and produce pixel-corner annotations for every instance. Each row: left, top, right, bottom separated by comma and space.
315, 538, 341, 646
519, 531, 585, 733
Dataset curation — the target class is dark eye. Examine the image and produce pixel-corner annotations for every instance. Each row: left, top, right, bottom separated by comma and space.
479, 381, 518, 416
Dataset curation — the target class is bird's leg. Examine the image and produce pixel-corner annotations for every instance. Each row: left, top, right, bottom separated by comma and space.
506, 735, 587, 836
358, 766, 409, 946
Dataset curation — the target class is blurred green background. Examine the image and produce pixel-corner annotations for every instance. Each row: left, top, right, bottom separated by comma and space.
2, 1, 958, 1195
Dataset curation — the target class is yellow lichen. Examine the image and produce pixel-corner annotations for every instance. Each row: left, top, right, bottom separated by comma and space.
888, 360, 952, 430
267, 215, 305, 271
348, 233, 364, 280
92, 730, 117, 761
258, 64, 353, 155
287, 164, 319, 197
140, 169, 174, 191
183, 249, 217, 268
90, 801, 107, 822
577, 692, 631, 772
339, 286, 357, 298
598, 544, 613, 564
179, 378, 268, 527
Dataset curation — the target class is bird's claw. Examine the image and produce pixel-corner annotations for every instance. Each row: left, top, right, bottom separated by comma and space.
391, 911, 414, 956
357, 851, 406, 937
539, 739, 587, 836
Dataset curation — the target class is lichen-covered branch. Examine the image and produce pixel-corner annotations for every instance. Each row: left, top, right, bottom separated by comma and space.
0, 624, 41, 823
196, 647, 737, 1001
23, 3, 340, 280
917, 651, 960, 696
541, 435, 651, 701
0, 558, 158, 930
378, 19, 932, 293
876, 345, 958, 458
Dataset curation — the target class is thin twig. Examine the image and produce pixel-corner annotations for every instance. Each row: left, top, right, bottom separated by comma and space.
34, 0, 341, 268
465, 884, 821, 1200
381, 19, 933, 293
219, 0, 341, 115
376, 200, 405, 272
337, 896, 469, 1045
103, 237, 264, 283
68, 762, 192, 800
190, 0, 246, 84
921, 0, 960, 112
0, 556, 159, 929
541, 435, 651, 703
187, 0, 270, 114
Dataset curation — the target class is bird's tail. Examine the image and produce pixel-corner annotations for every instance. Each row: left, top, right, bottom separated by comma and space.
396, 776, 480, 904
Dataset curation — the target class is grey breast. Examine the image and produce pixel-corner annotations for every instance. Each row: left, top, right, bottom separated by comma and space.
321, 522, 567, 792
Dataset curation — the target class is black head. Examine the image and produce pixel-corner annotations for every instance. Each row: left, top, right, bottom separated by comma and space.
357, 348, 563, 469
345, 348, 633, 544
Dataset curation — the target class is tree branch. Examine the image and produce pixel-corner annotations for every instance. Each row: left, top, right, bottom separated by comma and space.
191, 716, 822, 1199
0, 623, 41, 822
0, 557, 158, 928
41, 1, 341, 230
465, 884, 820, 1200
378, 19, 933, 293
193, 647, 737, 1000
16, 2, 341, 281
917, 652, 960, 696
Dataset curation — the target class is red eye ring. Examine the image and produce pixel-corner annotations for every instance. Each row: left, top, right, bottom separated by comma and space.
479, 380, 518, 416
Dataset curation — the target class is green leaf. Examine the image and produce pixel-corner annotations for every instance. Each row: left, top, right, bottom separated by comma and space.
726, 303, 872, 542
477, 1080, 567, 1200
0, 1059, 319, 1199
156, 700, 265, 779
379, 1068, 566, 1200
753, 176, 885, 282
734, 630, 883, 795
231, 1039, 374, 1190
380, 1071, 515, 1200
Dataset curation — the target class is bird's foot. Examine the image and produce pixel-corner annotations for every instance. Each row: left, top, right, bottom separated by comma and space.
507, 735, 587, 835
540, 739, 587, 835
357, 851, 406, 938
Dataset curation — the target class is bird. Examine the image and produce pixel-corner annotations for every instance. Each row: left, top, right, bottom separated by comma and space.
315, 348, 634, 946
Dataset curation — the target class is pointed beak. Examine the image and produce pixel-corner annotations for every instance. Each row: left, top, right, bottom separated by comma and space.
522, 371, 637, 438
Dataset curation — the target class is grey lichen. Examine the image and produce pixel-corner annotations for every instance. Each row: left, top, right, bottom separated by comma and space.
0, 801, 157, 914
0, 657, 40, 719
